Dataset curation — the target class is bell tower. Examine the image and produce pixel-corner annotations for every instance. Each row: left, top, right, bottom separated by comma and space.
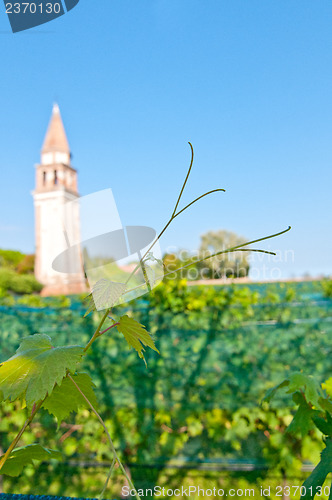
33, 104, 87, 295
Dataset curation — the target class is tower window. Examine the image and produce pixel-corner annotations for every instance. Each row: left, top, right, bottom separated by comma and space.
54, 170, 58, 185
43, 171, 46, 186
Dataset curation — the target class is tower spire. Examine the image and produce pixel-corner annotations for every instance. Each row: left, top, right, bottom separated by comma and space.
42, 103, 70, 155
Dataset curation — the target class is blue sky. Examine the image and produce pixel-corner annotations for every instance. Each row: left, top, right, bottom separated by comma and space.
0, 0, 331, 279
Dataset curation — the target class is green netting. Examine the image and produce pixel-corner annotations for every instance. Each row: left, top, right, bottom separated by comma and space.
0, 284, 331, 411
0, 281, 331, 497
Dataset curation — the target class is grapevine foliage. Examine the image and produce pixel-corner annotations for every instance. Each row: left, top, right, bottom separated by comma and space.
84, 280, 127, 317
117, 314, 159, 364
265, 372, 332, 499
0, 334, 84, 408
42, 373, 98, 424
0, 444, 62, 477
0, 315, 157, 478
301, 439, 332, 500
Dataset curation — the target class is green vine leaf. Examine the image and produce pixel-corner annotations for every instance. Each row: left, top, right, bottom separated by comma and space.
263, 373, 324, 410
117, 315, 159, 364
42, 373, 98, 424
84, 279, 127, 316
322, 378, 332, 398
287, 392, 317, 436
0, 444, 62, 477
300, 438, 332, 499
287, 373, 323, 410
312, 413, 332, 437
318, 397, 332, 414
262, 379, 290, 404
0, 334, 84, 408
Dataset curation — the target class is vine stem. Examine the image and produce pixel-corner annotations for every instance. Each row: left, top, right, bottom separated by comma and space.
123, 143, 225, 288
68, 374, 141, 500
97, 457, 116, 500
0, 401, 43, 472
84, 310, 116, 353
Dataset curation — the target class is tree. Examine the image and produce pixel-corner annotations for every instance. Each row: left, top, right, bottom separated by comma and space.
162, 251, 197, 281
0, 250, 25, 270
197, 230, 250, 279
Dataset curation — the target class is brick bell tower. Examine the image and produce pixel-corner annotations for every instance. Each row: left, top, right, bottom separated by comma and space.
33, 104, 87, 296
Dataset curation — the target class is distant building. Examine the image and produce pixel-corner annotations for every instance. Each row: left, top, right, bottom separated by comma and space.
33, 104, 86, 295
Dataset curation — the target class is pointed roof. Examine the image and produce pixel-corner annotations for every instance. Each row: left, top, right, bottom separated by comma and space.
42, 103, 70, 154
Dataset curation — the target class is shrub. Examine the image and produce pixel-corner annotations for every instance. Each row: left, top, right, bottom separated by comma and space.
0, 249, 25, 269
322, 279, 332, 298
0, 269, 42, 295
